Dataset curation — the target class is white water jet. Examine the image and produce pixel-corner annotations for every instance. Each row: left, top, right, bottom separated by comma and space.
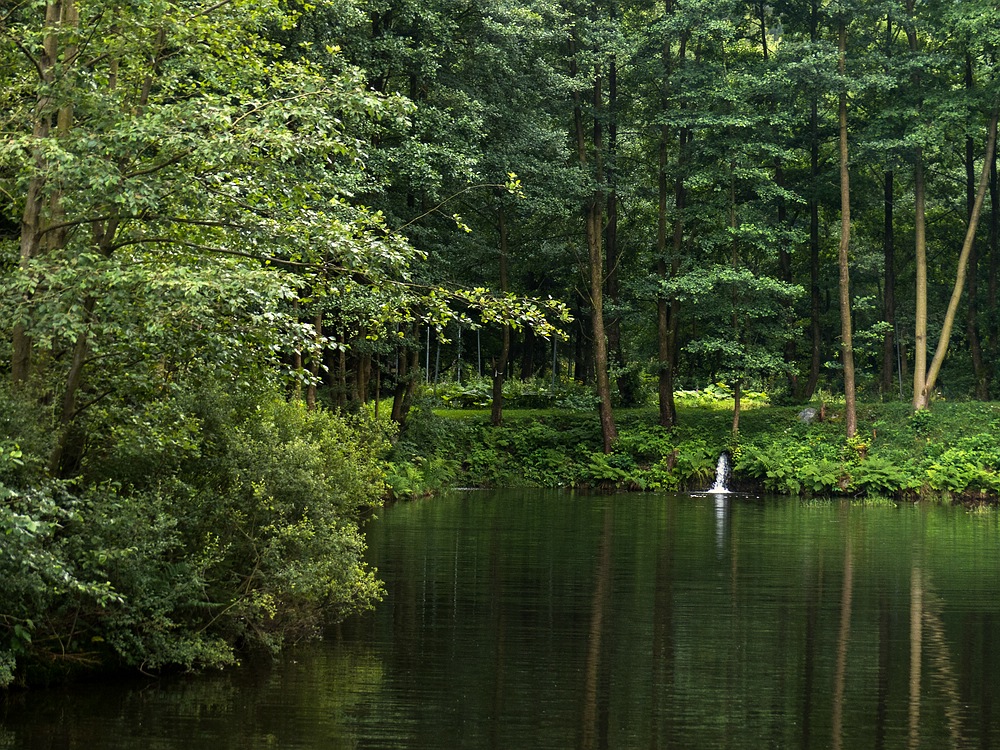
708, 452, 731, 494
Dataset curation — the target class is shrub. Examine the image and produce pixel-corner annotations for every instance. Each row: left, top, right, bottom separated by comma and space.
0, 387, 388, 686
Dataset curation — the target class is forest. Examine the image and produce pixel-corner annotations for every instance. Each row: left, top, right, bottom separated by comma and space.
1, 0, 999, 683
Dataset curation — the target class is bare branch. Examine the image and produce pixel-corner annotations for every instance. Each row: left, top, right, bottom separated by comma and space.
188, 0, 236, 20
393, 183, 509, 233
231, 90, 335, 128
107, 236, 316, 268
125, 151, 190, 179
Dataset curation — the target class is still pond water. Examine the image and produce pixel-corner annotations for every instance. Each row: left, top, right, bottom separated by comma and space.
5, 489, 1000, 749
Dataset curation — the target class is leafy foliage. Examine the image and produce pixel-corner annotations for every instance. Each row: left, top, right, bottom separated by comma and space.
0, 383, 387, 686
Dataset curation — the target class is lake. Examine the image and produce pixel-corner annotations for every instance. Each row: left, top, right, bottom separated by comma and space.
4, 489, 1000, 749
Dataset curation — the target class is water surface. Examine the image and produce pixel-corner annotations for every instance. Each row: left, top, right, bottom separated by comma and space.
4, 490, 1000, 749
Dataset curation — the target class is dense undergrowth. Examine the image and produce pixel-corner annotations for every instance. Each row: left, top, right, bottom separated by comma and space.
0, 382, 386, 688
387, 390, 1000, 502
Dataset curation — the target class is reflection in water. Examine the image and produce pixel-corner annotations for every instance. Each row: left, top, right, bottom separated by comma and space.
714, 495, 727, 554
581, 508, 613, 750
832, 531, 853, 750
5, 491, 1000, 749
910, 565, 923, 750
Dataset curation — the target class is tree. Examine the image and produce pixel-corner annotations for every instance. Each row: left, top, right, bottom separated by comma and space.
836, 9, 857, 438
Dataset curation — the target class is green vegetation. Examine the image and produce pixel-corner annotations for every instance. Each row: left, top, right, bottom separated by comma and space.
4, 0, 1000, 688
389, 391, 1000, 502
0, 381, 387, 687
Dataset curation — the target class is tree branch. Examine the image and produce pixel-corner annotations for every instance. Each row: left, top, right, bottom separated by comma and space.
231, 90, 336, 128
188, 0, 236, 20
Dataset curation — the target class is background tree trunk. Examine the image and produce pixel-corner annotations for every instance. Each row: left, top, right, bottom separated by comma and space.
882, 171, 897, 397
919, 113, 999, 407
837, 19, 857, 438
491, 199, 511, 426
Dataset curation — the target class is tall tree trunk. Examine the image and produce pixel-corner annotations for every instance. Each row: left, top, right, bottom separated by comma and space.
656, 5, 685, 428
572, 38, 616, 453
801, 0, 822, 402
907, 3, 930, 410
491, 199, 512, 426
880, 14, 897, 400
605, 54, 622, 371
966, 57, 988, 399
989, 141, 999, 385
12, 0, 77, 385
882, 170, 897, 397
656, 128, 681, 428
731, 379, 742, 436
917, 113, 999, 408
49, 216, 117, 475
837, 20, 857, 438
777, 162, 798, 394
49, 295, 95, 475
803, 112, 822, 400
391, 324, 421, 425
912, 146, 928, 408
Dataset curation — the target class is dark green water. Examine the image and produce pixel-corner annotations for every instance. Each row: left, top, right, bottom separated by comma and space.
5, 490, 1000, 749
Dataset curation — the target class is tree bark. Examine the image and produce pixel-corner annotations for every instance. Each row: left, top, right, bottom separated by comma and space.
491, 199, 512, 426
912, 147, 928, 408
801, 0, 822, 402
391, 324, 421, 425
656, 3, 685, 428
803, 110, 822, 400
837, 20, 857, 438
882, 170, 897, 397
989, 141, 999, 379
572, 36, 616, 452
12, 0, 75, 385
907, 2, 929, 410
965, 57, 988, 399
917, 112, 999, 408
605, 54, 622, 372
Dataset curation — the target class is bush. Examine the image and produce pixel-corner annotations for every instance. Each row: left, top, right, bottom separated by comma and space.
0, 387, 388, 686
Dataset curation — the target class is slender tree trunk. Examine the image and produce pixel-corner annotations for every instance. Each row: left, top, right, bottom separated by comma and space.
391, 342, 409, 423
803, 102, 822, 401
605, 54, 622, 371
306, 313, 322, 411
989, 144, 999, 386
12, 0, 76, 385
49, 295, 95, 475
656, 7, 685, 428
356, 350, 371, 404
656, 127, 682, 428
777, 162, 798, 394
882, 170, 897, 397
907, 3, 929, 410
572, 40, 616, 452
520, 329, 535, 381
802, 0, 822, 402
491, 199, 511, 426
337, 333, 347, 408
966, 57, 988, 399
837, 20, 857, 438
391, 324, 420, 425
731, 379, 741, 436
912, 147, 928, 408
49, 216, 117, 475
918, 113, 999, 408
